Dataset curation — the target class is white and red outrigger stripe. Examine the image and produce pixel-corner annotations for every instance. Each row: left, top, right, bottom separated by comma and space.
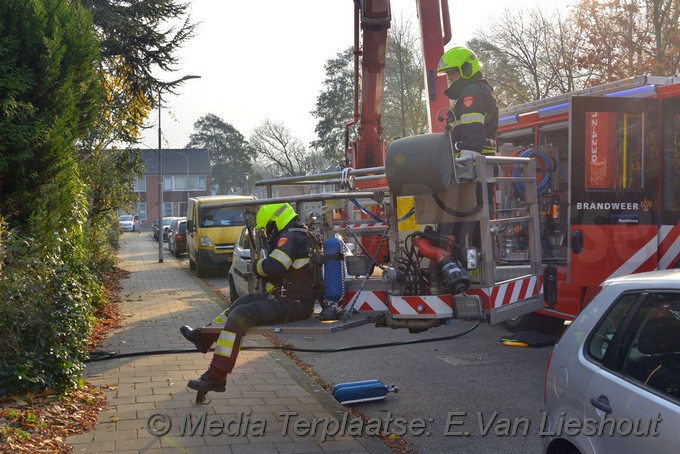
342, 291, 388, 311
389, 295, 454, 318
342, 275, 543, 315
343, 222, 388, 229
466, 275, 543, 311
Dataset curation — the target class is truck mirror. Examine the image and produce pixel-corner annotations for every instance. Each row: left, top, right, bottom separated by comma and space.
186, 220, 194, 233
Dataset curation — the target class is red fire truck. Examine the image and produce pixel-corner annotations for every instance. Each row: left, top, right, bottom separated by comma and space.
214, 2, 680, 335
246, 0, 547, 332
495, 75, 680, 332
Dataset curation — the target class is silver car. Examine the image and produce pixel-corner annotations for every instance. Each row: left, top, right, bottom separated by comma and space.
543, 269, 680, 454
227, 227, 254, 303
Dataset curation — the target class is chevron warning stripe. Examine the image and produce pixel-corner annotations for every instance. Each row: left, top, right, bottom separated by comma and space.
342, 291, 388, 311
466, 275, 543, 310
388, 294, 454, 318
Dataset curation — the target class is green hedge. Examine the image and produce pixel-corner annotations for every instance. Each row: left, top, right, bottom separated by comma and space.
0, 230, 99, 395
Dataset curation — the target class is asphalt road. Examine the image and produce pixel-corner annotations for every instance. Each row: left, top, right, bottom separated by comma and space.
277, 322, 553, 454
164, 240, 556, 454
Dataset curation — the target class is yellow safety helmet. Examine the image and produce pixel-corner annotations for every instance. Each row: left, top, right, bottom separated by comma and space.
255, 203, 297, 231
437, 46, 481, 79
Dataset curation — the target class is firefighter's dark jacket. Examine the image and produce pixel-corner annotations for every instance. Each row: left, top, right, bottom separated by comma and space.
255, 220, 316, 303
445, 72, 498, 154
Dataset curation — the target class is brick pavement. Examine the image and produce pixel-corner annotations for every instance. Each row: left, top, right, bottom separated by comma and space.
66, 232, 391, 454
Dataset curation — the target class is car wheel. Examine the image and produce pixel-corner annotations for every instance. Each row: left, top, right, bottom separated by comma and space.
196, 260, 207, 278
229, 275, 239, 303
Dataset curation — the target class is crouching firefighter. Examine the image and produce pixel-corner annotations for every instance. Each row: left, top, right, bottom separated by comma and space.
179, 202, 317, 395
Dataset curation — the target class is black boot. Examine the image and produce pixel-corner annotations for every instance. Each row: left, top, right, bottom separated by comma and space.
179, 325, 212, 353
187, 370, 226, 393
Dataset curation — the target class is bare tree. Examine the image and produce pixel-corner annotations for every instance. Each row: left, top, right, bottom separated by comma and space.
543, 9, 595, 93
572, 0, 678, 83
574, 0, 653, 84
466, 38, 534, 107
479, 8, 559, 101
470, 1, 678, 105
648, 0, 680, 74
250, 120, 328, 178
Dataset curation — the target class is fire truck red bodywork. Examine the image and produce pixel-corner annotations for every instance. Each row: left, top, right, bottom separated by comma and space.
497, 76, 680, 323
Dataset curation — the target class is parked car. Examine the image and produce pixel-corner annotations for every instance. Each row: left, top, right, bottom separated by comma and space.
543, 269, 680, 454
168, 218, 187, 258
186, 195, 256, 278
227, 227, 356, 304
153, 217, 175, 242
151, 219, 160, 240
119, 214, 139, 232
227, 227, 253, 302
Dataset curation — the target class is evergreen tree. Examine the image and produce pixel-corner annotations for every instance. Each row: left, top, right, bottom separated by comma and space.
310, 48, 355, 163
311, 21, 429, 163
0, 0, 101, 236
186, 114, 253, 194
83, 0, 196, 144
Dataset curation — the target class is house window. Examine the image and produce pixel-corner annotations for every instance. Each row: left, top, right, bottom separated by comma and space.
188, 175, 206, 191
175, 175, 187, 191
137, 203, 147, 221
163, 176, 173, 191
179, 202, 188, 217
163, 202, 173, 217
134, 176, 146, 192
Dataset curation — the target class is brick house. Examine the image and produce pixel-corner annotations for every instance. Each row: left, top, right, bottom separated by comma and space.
134, 148, 212, 230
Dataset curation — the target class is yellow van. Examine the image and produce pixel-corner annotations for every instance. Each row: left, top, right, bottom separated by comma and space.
186, 195, 256, 277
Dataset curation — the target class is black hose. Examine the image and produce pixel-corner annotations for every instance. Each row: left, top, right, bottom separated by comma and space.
85, 321, 481, 362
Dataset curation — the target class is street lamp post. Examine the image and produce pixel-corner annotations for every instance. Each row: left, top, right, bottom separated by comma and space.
158, 74, 201, 263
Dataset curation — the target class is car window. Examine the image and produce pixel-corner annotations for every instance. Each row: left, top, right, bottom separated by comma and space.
199, 208, 245, 228
619, 293, 680, 401
587, 292, 638, 362
238, 228, 251, 249
178, 222, 186, 233
120, 215, 133, 221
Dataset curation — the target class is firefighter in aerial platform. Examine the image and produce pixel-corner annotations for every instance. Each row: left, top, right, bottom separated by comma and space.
179, 203, 317, 393
437, 45, 498, 157
437, 46, 499, 248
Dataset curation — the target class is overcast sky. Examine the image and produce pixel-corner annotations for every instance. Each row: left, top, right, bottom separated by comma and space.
139, 0, 569, 151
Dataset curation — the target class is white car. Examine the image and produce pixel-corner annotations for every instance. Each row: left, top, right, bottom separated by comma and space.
543, 269, 680, 454
227, 227, 358, 304
227, 227, 254, 302
118, 214, 139, 232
